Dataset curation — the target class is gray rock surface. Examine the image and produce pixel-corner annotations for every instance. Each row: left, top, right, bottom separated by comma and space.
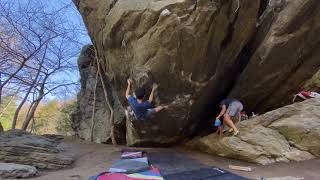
0, 130, 74, 169
75, 0, 260, 146
0, 163, 37, 179
73, 0, 320, 146
71, 45, 126, 144
304, 69, 320, 91
229, 0, 320, 112
186, 99, 320, 165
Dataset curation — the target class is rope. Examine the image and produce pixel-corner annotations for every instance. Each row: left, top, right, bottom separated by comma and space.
235, 0, 240, 14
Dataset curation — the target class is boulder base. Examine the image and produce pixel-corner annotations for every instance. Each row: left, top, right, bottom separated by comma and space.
0, 130, 74, 169
0, 163, 37, 179
187, 99, 320, 165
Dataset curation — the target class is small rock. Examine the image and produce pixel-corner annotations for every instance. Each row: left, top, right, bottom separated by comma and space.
285, 148, 315, 162
0, 163, 37, 178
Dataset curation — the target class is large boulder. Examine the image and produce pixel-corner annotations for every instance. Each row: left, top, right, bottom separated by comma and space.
304, 69, 320, 91
0, 130, 74, 169
229, 0, 320, 112
71, 45, 126, 143
75, 0, 260, 146
73, 0, 320, 146
0, 163, 38, 179
186, 99, 320, 165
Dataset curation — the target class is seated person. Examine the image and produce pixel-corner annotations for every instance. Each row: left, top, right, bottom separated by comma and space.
216, 98, 243, 136
125, 79, 167, 120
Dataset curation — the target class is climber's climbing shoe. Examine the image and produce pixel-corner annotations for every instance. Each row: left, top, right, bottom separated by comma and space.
233, 130, 239, 136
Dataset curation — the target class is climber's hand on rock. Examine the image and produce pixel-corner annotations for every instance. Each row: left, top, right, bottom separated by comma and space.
152, 83, 159, 90
127, 79, 133, 85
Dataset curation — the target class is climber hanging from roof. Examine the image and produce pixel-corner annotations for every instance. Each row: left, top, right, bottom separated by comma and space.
125, 79, 168, 120
215, 98, 243, 136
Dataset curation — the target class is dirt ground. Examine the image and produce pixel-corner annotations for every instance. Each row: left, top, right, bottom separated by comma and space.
22, 138, 320, 180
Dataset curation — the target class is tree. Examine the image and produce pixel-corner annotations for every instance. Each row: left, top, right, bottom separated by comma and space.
56, 100, 75, 136
7, 98, 75, 135
0, 96, 17, 130
31, 100, 60, 134
0, 0, 86, 130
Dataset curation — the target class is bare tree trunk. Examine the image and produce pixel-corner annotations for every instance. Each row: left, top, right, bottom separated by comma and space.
22, 98, 42, 130
0, 122, 3, 132
90, 71, 99, 142
94, 46, 117, 146
25, 101, 35, 120
98, 68, 116, 145
12, 58, 43, 129
12, 86, 32, 129
21, 90, 37, 130
30, 117, 35, 133
21, 70, 73, 130
21, 84, 44, 131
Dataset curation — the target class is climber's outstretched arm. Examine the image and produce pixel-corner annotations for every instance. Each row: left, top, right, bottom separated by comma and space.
126, 79, 133, 99
216, 105, 226, 119
148, 83, 158, 103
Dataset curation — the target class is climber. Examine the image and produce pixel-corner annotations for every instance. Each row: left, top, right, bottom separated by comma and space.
125, 79, 167, 120
216, 98, 243, 136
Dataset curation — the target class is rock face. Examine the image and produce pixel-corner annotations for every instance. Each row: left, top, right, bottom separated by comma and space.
186, 99, 320, 165
0, 130, 74, 169
73, 0, 320, 145
71, 45, 126, 143
229, 0, 320, 112
0, 163, 38, 179
304, 70, 320, 91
